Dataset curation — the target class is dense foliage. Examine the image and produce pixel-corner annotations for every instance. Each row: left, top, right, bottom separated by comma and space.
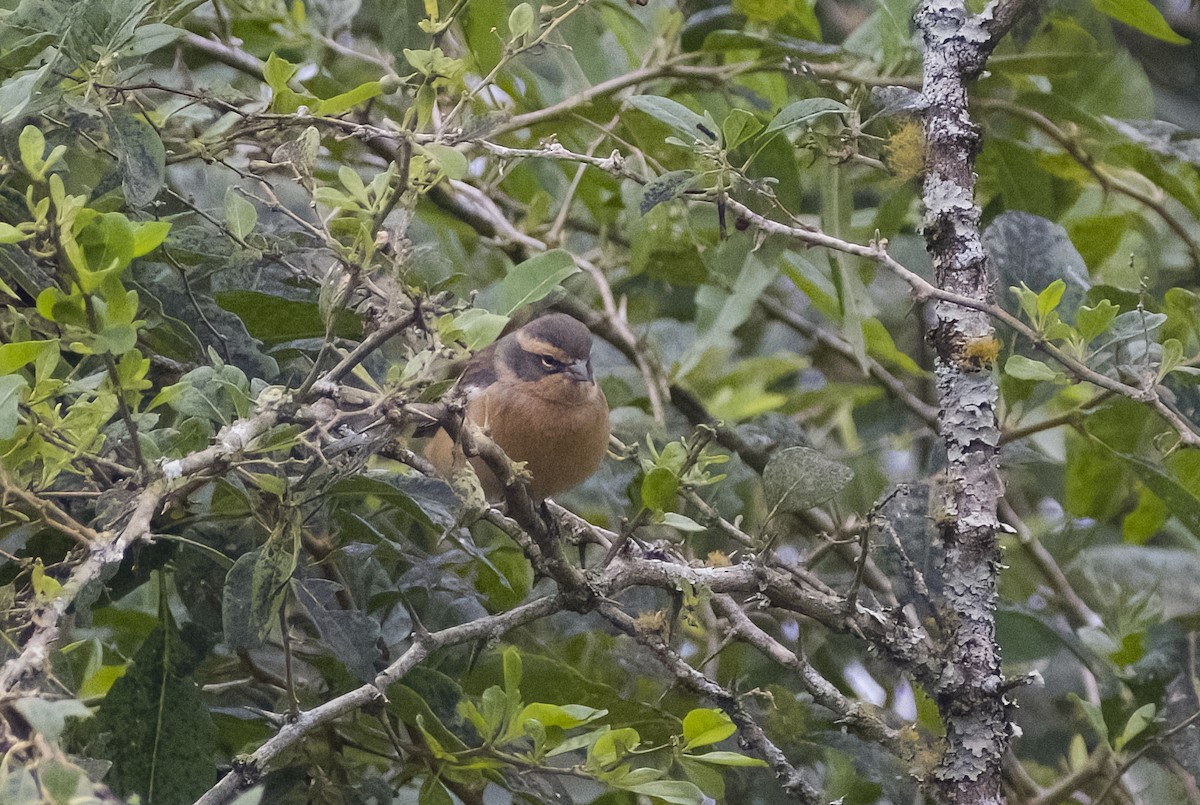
2, 0, 1200, 803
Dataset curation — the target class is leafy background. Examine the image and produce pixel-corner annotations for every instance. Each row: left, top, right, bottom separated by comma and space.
2, 0, 1200, 803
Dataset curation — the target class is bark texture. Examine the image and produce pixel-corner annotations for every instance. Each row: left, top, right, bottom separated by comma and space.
916, 1, 1034, 802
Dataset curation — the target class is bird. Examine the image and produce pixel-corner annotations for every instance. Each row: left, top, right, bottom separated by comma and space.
425, 313, 609, 501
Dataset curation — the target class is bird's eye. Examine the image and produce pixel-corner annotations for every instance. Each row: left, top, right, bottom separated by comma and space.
540, 355, 561, 371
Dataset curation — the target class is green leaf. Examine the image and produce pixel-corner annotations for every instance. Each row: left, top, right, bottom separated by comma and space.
403, 47, 465, 81
451, 309, 509, 350
546, 725, 612, 758
11, 697, 92, 742
640, 170, 699, 215
1076, 300, 1120, 342
291, 577, 382, 682
995, 608, 1070, 663
110, 111, 166, 207
125, 22, 186, 56
495, 249, 579, 314
641, 465, 679, 512
0, 222, 31, 244
503, 645, 523, 705
252, 524, 299, 626
423, 143, 468, 181
677, 755, 726, 799
419, 776, 454, 805
0, 340, 50, 374
1036, 279, 1066, 322
626, 95, 715, 143
862, 317, 924, 375
387, 675, 471, 753
1124, 485, 1169, 544
588, 727, 640, 767
508, 3, 535, 38
263, 52, 299, 95
31, 559, 61, 601
782, 253, 838, 319
981, 140, 1055, 219
763, 446, 854, 513
0, 375, 27, 438
762, 97, 850, 136
75, 212, 137, 286
0, 32, 55, 73
223, 520, 299, 650
93, 324, 139, 355
480, 685, 508, 740
1097, 448, 1200, 540
89, 625, 217, 805
1003, 355, 1063, 382
516, 702, 606, 730
153, 362, 252, 424
617, 780, 705, 805
214, 290, 362, 344
37, 756, 91, 803
1010, 283, 1040, 322
313, 80, 384, 115
1069, 693, 1109, 743
458, 699, 489, 739
661, 512, 707, 532
721, 108, 762, 150
224, 189, 258, 241
682, 708, 736, 749
19, 124, 46, 177
221, 552, 260, 650
682, 240, 779, 376
1115, 703, 1156, 750
126, 224, 169, 262
1160, 338, 1184, 377
1090, 0, 1188, 44
0, 65, 51, 125
685, 750, 768, 767
1109, 142, 1200, 220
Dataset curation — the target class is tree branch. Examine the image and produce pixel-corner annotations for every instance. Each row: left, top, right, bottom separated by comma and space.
0, 481, 165, 695
711, 594, 907, 754
598, 603, 821, 803
193, 595, 565, 805
915, 0, 1032, 800
976, 98, 1200, 269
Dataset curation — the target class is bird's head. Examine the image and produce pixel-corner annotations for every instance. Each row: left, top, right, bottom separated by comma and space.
495, 314, 598, 398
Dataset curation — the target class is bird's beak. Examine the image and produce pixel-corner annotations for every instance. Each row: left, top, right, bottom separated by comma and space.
566, 359, 593, 383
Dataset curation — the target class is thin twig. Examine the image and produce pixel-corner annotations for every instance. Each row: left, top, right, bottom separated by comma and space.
0, 473, 102, 545
598, 603, 820, 803
843, 524, 871, 616
193, 595, 565, 805
0, 481, 166, 695
718, 195, 1200, 448
977, 98, 1200, 269
712, 595, 906, 755
999, 499, 1102, 630
1093, 710, 1200, 805
758, 294, 939, 427
1023, 746, 1112, 805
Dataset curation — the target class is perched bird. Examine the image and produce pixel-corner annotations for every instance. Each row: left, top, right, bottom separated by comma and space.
425, 313, 609, 501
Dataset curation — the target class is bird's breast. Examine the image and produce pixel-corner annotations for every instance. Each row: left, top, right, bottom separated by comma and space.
472, 379, 609, 499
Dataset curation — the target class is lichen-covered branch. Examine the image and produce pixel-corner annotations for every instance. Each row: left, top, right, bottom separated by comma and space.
0, 481, 165, 695
915, 0, 1035, 801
